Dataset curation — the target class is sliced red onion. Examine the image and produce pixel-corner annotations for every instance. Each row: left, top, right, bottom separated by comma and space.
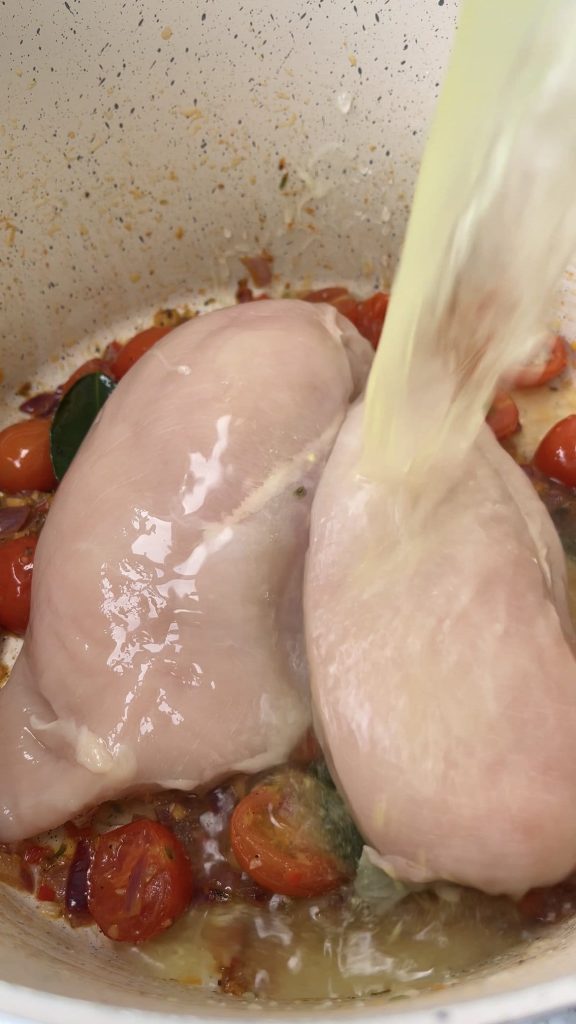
0, 506, 30, 535
65, 838, 92, 919
19, 389, 62, 418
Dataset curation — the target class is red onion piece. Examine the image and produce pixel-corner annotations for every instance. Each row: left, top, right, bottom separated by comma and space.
65, 838, 92, 920
0, 506, 30, 535
240, 253, 273, 288
19, 390, 62, 418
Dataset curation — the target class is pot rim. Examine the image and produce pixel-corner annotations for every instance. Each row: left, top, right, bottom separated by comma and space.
1, 973, 576, 1024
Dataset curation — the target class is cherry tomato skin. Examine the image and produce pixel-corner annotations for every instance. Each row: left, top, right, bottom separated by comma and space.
486, 392, 520, 441
534, 415, 576, 488
37, 883, 56, 902
22, 844, 50, 866
0, 419, 57, 493
512, 336, 568, 389
111, 326, 175, 380
88, 820, 193, 943
62, 358, 114, 396
353, 292, 390, 348
0, 534, 38, 636
230, 781, 349, 899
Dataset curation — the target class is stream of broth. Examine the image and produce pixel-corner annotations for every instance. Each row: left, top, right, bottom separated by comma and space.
362, 0, 576, 483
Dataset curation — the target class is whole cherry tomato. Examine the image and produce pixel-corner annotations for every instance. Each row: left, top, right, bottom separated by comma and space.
111, 326, 175, 380
486, 392, 520, 441
0, 419, 56, 493
0, 534, 38, 635
534, 415, 576, 487
511, 336, 568, 389
352, 292, 390, 348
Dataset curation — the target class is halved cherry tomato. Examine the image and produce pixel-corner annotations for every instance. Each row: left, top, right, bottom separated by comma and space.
352, 292, 389, 348
62, 358, 114, 396
534, 414, 576, 488
230, 772, 351, 899
110, 326, 175, 380
0, 534, 38, 635
0, 419, 56, 493
486, 392, 520, 441
511, 336, 568, 389
88, 819, 193, 943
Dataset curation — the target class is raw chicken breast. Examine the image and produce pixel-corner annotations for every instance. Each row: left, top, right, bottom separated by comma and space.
0, 300, 371, 842
306, 403, 576, 897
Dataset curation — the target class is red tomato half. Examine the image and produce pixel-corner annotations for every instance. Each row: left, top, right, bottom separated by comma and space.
111, 326, 175, 380
88, 820, 193, 943
534, 415, 576, 488
0, 419, 57, 493
37, 883, 56, 902
0, 534, 37, 636
230, 774, 350, 899
511, 336, 568, 389
486, 392, 520, 441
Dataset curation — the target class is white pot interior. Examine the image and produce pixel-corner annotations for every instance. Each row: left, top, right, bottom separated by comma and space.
2, 1, 576, 1022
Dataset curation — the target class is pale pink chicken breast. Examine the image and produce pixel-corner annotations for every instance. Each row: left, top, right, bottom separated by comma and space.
305, 403, 576, 897
0, 300, 371, 842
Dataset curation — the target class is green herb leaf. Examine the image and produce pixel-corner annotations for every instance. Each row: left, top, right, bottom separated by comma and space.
314, 775, 364, 870
353, 849, 408, 907
50, 373, 116, 480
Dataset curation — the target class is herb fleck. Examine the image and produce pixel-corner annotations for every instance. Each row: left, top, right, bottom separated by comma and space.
279, 172, 288, 190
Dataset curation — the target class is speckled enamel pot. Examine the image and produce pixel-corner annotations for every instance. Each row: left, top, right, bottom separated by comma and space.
2, 1, 576, 1022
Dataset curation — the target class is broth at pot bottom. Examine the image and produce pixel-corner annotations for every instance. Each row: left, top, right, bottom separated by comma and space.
122, 883, 531, 1001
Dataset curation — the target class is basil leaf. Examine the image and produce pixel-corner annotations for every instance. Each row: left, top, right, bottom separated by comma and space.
50, 372, 116, 480
353, 849, 409, 907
